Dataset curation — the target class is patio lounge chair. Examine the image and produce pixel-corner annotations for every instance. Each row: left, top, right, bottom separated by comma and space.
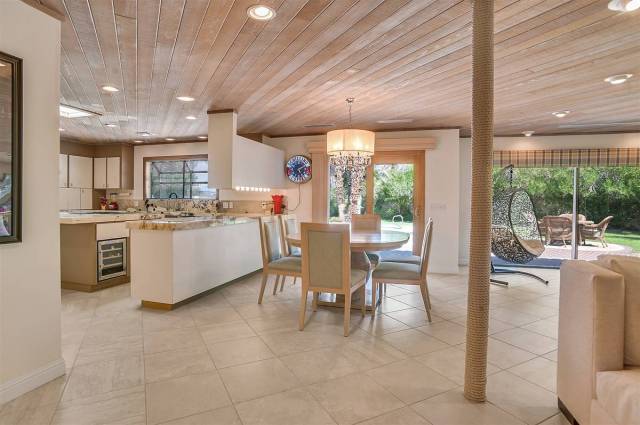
580, 215, 614, 247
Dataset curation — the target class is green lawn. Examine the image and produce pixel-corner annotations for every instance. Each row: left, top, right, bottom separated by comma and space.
605, 229, 640, 252
381, 219, 413, 232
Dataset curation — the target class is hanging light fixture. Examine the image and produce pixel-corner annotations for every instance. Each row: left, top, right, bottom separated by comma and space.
326, 98, 375, 168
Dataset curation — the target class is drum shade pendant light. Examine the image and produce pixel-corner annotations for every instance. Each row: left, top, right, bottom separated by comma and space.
326, 98, 375, 168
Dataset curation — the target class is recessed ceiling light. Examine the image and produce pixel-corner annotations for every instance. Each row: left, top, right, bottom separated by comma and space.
552, 110, 570, 118
608, 0, 640, 11
0, 63, 6, 67
176, 96, 195, 102
137, 131, 153, 137
102, 85, 119, 92
165, 138, 175, 141
376, 119, 414, 124
198, 136, 207, 139
133, 140, 144, 143
522, 131, 534, 137
59, 128, 65, 132
59, 104, 99, 118
247, 5, 276, 20
105, 123, 117, 127
604, 74, 633, 85
185, 115, 197, 120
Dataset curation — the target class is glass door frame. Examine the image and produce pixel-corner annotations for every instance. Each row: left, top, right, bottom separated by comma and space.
364, 150, 425, 255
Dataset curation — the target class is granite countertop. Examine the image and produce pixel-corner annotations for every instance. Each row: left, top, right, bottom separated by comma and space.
60, 211, 143, 224
127, 216, 256, 231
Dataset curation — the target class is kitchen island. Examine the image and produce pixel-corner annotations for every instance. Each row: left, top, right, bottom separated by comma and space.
127, 217, 262, 309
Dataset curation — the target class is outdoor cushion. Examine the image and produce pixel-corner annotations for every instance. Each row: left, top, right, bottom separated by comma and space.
383, 254, 421, 265
596, 255, 640, 366
595, 368, 640, 425
373, 261, 420, 281
269, 256, 301, 272
351, 269, 367, 287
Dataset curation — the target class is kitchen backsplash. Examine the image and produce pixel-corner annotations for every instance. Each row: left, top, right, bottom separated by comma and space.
116, 197, 274, 215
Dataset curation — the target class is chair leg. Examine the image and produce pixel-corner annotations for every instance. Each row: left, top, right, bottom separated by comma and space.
383, 283, 387, 294
343, 293, 351, 337
298, 288, 308, 331
420, 282, 432, 323
272, 275, 280, 295
292, 277, 297, 286
279, 276, 285, 292
258, 272, 269, 304
371, 281, 377, 316
312, 292, 319, 311
360, 286, 366, 317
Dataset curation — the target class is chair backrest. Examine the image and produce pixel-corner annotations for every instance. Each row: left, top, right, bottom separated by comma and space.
351, 214, 381, 232
420, 218, 434, 280
559, 213, 586, 222
279, 214, 300, 256
301, 223, 350, 294
547, 216, 572, 232
598, 215, 614, 230
259, 216, 283, 266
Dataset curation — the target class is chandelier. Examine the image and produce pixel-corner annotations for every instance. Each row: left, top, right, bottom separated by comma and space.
327, 98, 375, 220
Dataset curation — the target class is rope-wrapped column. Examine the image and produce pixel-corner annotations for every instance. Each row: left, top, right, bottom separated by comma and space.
464, 0, 494, 402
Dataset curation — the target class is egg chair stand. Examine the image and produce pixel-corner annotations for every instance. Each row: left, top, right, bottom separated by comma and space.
490, 166, 549, 286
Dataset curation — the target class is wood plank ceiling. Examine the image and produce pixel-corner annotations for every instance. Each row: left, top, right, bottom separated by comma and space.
41, 0, 640, 144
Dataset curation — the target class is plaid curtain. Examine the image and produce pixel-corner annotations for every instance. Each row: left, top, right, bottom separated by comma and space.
493, 148, 640, 168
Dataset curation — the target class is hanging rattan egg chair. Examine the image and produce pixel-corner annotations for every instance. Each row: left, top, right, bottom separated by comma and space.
491, 165, 549, 285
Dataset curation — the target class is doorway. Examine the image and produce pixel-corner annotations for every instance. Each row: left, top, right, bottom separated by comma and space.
365, 151, 425, 255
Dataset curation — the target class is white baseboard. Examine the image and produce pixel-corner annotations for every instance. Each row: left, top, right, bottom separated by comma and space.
0, 358, 65, 404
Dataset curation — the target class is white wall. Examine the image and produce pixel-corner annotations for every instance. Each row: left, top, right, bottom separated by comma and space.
132, 142, 273, 201
458, 133, 640, 265
0, 0, 63, 402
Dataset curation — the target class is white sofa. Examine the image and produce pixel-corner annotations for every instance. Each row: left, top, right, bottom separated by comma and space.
558, 255, 640, 425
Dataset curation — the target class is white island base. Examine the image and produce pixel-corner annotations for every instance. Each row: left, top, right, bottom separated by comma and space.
128, 218, 262, 309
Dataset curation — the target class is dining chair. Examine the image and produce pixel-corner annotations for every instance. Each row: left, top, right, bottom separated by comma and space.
257, 216, 301, 304
298, 223, 367, 336
350, 214, 382, 268
372, 218, 434, 321
278, 214, 300, 291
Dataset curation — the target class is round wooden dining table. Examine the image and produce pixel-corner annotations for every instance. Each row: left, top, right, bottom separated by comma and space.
286, 229, 410, 311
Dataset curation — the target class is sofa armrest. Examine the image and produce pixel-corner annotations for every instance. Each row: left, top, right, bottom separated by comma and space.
557, 260, 625, 425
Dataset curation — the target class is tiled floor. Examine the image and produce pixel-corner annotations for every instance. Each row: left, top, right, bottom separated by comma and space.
0, 268, 571, 425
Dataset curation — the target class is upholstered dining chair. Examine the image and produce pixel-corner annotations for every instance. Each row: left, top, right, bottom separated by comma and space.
298, 223, 367, 336
351, 214, 382, 268
257, 216, 301, 304
372, 218, 434, 321
277, 214, 300, 291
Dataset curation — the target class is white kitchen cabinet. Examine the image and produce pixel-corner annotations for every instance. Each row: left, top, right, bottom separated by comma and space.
68, 155, 93, 188
106, 157, 121, 188
59, 154, 69, 188
59, 187, 81, 210
80, 188, 93, 209
93, 157, 107, 189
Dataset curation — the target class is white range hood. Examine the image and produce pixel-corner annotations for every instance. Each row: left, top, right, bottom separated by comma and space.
207, 111, 285, 190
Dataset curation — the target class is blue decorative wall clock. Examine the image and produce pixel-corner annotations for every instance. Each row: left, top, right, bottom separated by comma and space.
285, 155, 312, 184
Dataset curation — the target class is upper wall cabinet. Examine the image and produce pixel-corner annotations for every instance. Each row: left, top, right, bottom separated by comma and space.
59, 154, 69, 188
68, 155, 93, 189
94, 157, 107, 189
107, 157, 121, 188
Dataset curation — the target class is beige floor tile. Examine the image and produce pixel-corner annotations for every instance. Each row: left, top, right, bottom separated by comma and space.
411, 389, 526, 425
74, 337, 143, 367
207, 336, 274, 369
235, 388, 336, 425
146, 371, 231, 424
142, 311, 195, 333
143, 327, 205, 355
62, 354, 143, 402
279, 346, 363, 385
457, 338, 537, 369
259, 328, 348, 356
427, 304, 467, 320
491, 328, 557, 356
415, 347, 500, 385
189, 306, 244, 327
158, 406, 241, 424
538, 413, 571, 425
502, 301, 557, 320
542, 350, 558, 362
388, 293, 426, 310
508, 357, 557, 393
487, 371, 558, 425
218, 358, 299, 403
144, 345, 215, 383
522, 317, 559, 339
52, 386, 146, 425
199, 320, 256, 344
451, 316, 516, 335
416, 321, 467, 345
358, 314, 410, 336
490, 307, 540, 326
356, 406, 431, 425
386, 308, 444, 327
307, 374, 404, 425
366, 359, 457, 404
380, 329, 449, 356
246, 314, 299, 334
0, 402, 58, 425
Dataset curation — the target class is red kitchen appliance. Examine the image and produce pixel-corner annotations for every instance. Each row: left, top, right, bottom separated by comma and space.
271, 194, 284, 215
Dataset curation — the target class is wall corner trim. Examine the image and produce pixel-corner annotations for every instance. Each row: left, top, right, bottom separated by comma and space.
0, 358, 65, 404
19, 0, 65, 21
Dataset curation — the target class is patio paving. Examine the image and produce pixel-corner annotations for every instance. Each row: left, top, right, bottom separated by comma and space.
539, 242, 633, 261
